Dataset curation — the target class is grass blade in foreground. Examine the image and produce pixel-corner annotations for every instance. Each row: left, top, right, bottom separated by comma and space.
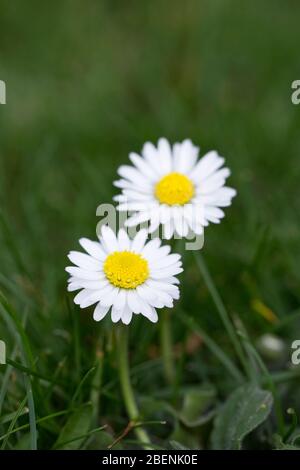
177, 309, 243, 383
0, 293, 37, 449
194, 252, 250, 378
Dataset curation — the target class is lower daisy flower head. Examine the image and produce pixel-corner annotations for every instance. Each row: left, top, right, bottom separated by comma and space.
114, 138, 237, 239
66, 226, 182, 324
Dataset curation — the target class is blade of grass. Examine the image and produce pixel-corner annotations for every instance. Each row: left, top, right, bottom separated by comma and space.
271, 307, 300, 332
0, 408, 29, 425
6, 358, 67, 386
0, 293, 37, 449
66, 296, 81, 383
44, 357, 67, 401
194, 252, 250, 378
268, 369, 300, 384
1, 396, 28, 449
239, 333, 285, 436
0, 403, 91, 442
70, 366, 96, 408
91, 336, 104, 426
0, 345, 18, 414
23, 371, 37, 449
0, 210, 31, 278
176, 308, 243, 383
0, 294, 35, 366
122, 439, 166, 450
52, 425, 107, 449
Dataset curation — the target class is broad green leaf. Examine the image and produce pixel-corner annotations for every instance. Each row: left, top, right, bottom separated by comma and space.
14, 433, 31, 450
211, 385, 273, 449
170, 422, 200, 450
169, 440, 190, 450
273, 434, 300, 450
179, 385, 216, 427
53, 403, 93, 450
86, 430, 120, 450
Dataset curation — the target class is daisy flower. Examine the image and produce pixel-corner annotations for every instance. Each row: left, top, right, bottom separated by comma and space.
66, 226, 182, 325
114, 138, 237, 239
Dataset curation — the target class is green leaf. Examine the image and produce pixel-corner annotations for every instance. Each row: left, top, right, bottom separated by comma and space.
179, 385, 216, 428
273, 434, 300, 450
53, 403, 93, 450
211, 385, 273, 449
170, 422, 200, 450
86, 430, 118, 450
169, 440, 190, 450
1, 396, 28, 450
13, 433, 31, 450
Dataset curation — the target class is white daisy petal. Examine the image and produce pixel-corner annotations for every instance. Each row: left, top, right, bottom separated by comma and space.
174, 139, 199, 174
74, 288, 94, 306
93, 303, 110, 322
151, 265, 183, 279
113, 194, 128, 203
114, 179, 150, 193
65, 267, 103, 280
79, 238, 106, 261
146, 280, 180, 298
189, 150, 224, 181
158, 244, 172, 255
68, 251, 101, 271
149, 253, 181, 269
140, 302, 158, 323
111, 306, 122, 323
199, 168, 231, 194
142, 142, 163, 175
80, 285, 115, 308
75, 279, 108, 290
118, 165, 151, 189
100, 225, 119, 253
117, 202, 156, 212
143, 245, 171, 265
129, 152, 158, 181
117, 228, 131, 251
121, 189, 152, 201
67, 282, 82, 292
148, 212, 161, 233
159, 276, 180, 285
113, 289, 127, 311
131, 229, 148, 253
159, 204, 172, 223
125, 211, 152, 227
136, 293, 154, 318
204, 206, 225, 221
163, 220, 175, 240
148, 307, 158, 323
157, 138, 172, 174
137, 285, 173, 308
121, 305, 133, 325
173, 215, 184, 238
141, 238, 161, 257
127, 290, 143, 314
100, 286, 120, 307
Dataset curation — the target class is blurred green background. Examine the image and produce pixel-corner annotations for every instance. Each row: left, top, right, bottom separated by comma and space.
1, 0, 300, 450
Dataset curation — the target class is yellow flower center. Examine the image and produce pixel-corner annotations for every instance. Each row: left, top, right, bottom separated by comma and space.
154, 172, 194, 205
103, 251, 149, 289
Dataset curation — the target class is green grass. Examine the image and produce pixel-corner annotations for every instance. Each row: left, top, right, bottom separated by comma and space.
1, 0, 300, 450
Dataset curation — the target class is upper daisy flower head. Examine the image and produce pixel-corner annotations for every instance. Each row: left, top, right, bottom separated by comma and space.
66, 226, 182, 325
114, 138, 237, 239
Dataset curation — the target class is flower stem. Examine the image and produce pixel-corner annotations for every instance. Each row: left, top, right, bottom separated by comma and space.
116, 325, 151, 448
160, 309, 176, 385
